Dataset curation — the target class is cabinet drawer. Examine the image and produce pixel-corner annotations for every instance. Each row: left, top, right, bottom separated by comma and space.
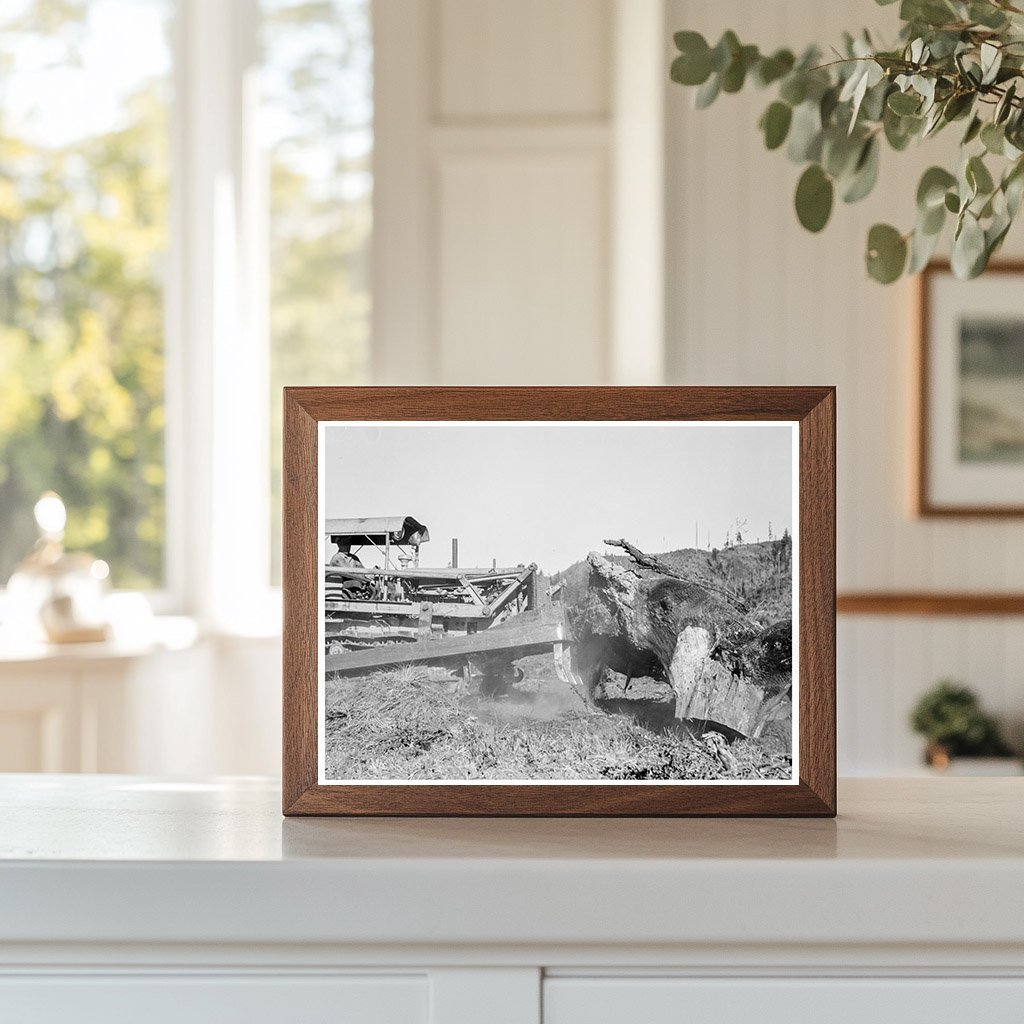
0, 973, 427, 1024
544, 977, 1024, 1024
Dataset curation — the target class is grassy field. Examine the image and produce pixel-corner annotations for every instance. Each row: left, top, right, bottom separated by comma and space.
324, 655, 792, 782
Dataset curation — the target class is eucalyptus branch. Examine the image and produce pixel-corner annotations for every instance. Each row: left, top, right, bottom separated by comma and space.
670, 0, 1024, 283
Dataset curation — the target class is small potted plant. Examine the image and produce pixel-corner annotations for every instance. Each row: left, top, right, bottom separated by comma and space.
910, 680, 1020, 774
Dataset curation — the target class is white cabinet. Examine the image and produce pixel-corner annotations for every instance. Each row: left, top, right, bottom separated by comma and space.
544, 977, 1024, 1024
5, 972, 1024, 1024
0, 975, 428, 1024
1, 777, 1022, 1024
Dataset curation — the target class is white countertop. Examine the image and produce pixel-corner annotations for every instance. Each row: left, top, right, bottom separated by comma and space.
1, 775, 1022, 951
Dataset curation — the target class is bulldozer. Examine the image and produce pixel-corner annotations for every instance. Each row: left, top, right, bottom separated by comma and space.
323, 516, 577, 696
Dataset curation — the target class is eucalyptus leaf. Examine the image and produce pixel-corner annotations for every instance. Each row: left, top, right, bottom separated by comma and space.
671, 51, 711, 87
754, 49, 795, 87
861, 79, 892, 122
795, 164, 834, 232
820, 85, 841, 126
840, 61, 882, 130
694, 73, 721, 109
674, 29, 706, 53
914, 75, 937, 111
917, 166, 957, 210
721, 44, 759, 92
787, 100, 823, 162
922, 107, 942, 137
981, 121, 1006, 155
884, 106, 922, 149
980, 42, 1003, 86
970, 2, 1009, 29
822, 128, 863, 178
888, 90, 921, 115
904, 0, 959, 28
952, 211, 987, 278
779, 73, 807, 106
996, 82, 1017, 124
760, 101, 793, 150
967, 154, 995, 195
1004, 158, 1024, 216
921, 200, 946, 235
908, 221, 942, 273
927, 30, 962, 60
987, 210, 1014, 258
866, 223, 908, 283
942, 91, 974, 122
1006, 174, 1024, 218
842, 137, 880, 203
710, 31, 740, 73
958, 159, 978, 207
962, 115, 983, 145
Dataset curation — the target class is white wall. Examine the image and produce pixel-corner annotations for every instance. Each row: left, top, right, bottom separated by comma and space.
665, 0, 1024, 772
373, 0, 665, 386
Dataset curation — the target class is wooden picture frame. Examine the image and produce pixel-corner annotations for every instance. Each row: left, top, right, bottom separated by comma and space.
917, 260, 1024, 517
283, 387, 836, 817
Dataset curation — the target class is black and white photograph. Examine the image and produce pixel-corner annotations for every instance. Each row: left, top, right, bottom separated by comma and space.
318, 420, 798, 785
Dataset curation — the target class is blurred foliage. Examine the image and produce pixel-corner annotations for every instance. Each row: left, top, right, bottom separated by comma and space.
264, 0, 371, 581
671, 0, 1024, 283
0, 0, 372, 590
909, 679, 1014, 755
0, 0, 169, 587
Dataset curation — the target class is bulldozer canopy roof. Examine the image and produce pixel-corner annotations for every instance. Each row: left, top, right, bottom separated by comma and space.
325, 516, 430, 546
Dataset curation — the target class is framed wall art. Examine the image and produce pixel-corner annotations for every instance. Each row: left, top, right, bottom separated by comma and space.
282, 387, 836, 816
918, 261, 1024, 517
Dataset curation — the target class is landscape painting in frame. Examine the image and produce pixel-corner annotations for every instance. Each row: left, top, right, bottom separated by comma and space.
920, 262, 1024, 515
959, 317, 1024, 463
317, 420, 798, 786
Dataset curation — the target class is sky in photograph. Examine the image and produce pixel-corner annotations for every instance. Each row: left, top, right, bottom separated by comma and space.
323, 422, 795, 574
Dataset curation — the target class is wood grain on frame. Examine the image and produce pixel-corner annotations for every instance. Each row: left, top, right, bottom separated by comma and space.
282, 387, 837, 817
916, 260, 1024, 517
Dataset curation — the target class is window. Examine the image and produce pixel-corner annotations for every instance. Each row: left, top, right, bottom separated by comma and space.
0, 0, 172, 589
262, 0, 373, 580
0, 0, 373, 613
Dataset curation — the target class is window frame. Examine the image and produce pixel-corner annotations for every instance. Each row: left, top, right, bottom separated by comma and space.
165, 0, 279, 632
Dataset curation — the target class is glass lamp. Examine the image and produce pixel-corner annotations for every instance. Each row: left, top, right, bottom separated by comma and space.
5, 493, 111, 644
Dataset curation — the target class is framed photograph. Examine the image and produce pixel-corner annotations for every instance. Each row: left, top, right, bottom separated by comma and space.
918, 261, 1024, 516
283, 387, 835, 816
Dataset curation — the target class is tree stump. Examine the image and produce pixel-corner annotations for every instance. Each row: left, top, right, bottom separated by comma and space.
564, 552, 791, 740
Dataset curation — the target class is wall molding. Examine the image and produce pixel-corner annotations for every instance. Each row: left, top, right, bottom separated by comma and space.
838, 593, 1024, 616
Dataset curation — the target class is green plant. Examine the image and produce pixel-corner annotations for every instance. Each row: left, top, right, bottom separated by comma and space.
670, 0, 1024, 283
909, 679, 1014, 756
